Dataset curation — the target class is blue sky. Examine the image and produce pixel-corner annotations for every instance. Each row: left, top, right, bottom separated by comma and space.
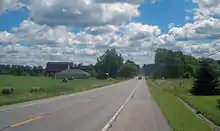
0, 0, 196, 33
134, 0, 196, 32
0, 0, 220, 66
0, 8, 29, 32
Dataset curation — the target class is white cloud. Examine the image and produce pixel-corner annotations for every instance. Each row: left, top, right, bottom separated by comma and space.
13, 20, 77, 45
0, 20, 163, 65
2, 0, 220, 66
0, 31, 19, 44
151, 0, 159, 4
168, 23, 174, 29
85, 25, 118, 35
192, 0, 220, 20
121, 22, 161, 41
94, 0, 143, 4
0, 0, 26, 13
27, 0, 139, 27
185, 16, 191, 21
168, 17, 220, 41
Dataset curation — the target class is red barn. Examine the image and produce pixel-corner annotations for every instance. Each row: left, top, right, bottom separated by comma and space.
45, 62, 73, 77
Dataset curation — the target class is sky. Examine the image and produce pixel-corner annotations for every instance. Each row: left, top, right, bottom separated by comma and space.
0, 0, 220, 66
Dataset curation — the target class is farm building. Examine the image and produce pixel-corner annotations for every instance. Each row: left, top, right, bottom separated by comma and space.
55, 69, 91, 79
45, 62, 73, 76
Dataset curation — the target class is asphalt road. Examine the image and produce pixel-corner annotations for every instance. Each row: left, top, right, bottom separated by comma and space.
0, 78, 171, 131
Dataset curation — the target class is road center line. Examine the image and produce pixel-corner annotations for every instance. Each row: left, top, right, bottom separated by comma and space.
101, 80, 141, 131
11, 116, 42, 127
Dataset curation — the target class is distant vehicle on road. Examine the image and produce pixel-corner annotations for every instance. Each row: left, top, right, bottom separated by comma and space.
138, 76, 142, 80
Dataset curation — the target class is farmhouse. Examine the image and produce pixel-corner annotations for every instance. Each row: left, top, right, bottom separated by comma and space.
45, 62, 73, 76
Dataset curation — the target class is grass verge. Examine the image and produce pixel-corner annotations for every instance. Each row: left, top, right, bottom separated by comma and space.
156, 79, 220, 126
0, 75, 121, 106
147, 79, 212, 131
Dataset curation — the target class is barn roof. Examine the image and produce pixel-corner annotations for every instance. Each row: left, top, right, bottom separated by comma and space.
46, 62, 73, 72
56, 69, 90, 76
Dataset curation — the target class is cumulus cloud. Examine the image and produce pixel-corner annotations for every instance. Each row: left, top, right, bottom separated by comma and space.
1, 0, 220, 66
94, 0, 143, 4
121, 22, 161, 41
13, 20, 77, 45
85, 25, 118, 35
0, 31, 19, 44
0, 20, 163, 65
0, 0, 26, 13
27, 0, 139, 27
167, 17, 220, 41
192, 0, 220, 20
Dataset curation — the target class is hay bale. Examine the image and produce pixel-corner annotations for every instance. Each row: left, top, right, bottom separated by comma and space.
30, 87, 45, 93
62, 78, 68, 83
2, 87, 15, 95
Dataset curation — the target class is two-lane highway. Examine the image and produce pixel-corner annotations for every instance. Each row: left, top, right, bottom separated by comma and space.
0, 78, 171, 131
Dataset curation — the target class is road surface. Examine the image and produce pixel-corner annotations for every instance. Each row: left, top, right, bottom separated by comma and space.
0, 78, 171, 131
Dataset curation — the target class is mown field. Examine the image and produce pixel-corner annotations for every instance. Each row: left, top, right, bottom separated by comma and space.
147, 80, 212, 131
149, 78, 220, 127
0, 75, 120, 106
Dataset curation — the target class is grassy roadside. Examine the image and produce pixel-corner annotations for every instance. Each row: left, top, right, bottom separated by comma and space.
156, 79, 220, 126
0, 75, 121, 106
147, 80, 212, 131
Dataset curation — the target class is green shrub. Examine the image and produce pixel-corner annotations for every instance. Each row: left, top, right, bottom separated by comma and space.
217, 99, 220, 109
62, 78, 68, 83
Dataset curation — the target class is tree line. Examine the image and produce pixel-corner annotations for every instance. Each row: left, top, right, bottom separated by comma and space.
0, 48, 140, 79
143, 48, 219, 79
143, 48, 220, 96
0, 64, 45, 76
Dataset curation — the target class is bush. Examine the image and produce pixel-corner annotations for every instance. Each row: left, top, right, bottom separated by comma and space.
96, 73, 108, 79
30, 87, 45, 93
191, 60, 219, 95
217, 99, 220, 109
62, 78, 68, 83
2, 87, 15, 95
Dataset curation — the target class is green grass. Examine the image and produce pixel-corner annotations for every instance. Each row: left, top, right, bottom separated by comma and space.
0, 75, 120, 106
154, 79, 220, 126
147, 80, 212, 131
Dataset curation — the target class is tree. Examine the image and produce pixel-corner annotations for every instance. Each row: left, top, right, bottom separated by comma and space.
151, 48, 199, 78
119, 60, 138, 78
191, 60, 219, 95
95, 48, 123, 78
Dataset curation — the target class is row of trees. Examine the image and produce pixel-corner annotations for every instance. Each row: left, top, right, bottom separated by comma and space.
143, 48, 219, 79
0, 65, 44, 76
142, 48, 220, 95
0, 48, 139, 79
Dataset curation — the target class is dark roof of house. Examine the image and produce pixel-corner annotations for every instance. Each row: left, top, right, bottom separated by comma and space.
56, 69, 90, 76
46, 62, 73, 72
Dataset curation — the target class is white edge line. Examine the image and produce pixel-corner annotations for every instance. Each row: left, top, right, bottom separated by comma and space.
101, 80, 141, 131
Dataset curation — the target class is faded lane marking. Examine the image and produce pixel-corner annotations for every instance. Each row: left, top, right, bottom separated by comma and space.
11, 116, 42, 127
101, 79, 141, 131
